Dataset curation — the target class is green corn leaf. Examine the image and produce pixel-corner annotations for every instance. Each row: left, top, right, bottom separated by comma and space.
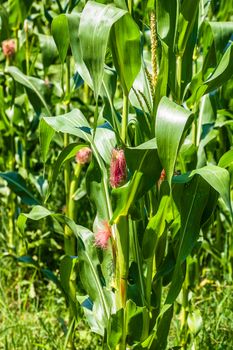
51, 14, 70, 63
166, 175, 210, 304
8, 0, 33, 26
60, 255, 78, 316
43, 109, 92, 142
142, 195, 171, 260
203, 42, 233, 95
0, 172, 41, 206
79, 1, 140, 98
218, 149, 233, 168
75, 225, 111, 327
177, 0, 200, 55
6, 66, 51, 116
126, 300, 147, 343
114, 0, 128, 10
44, 143, 88, 201
51, 143, 87, 188
79, 1, 125, 98
155, 97, 193, 187
202, 21, 233, 74
41, 110, 92, 166
86, 157, 110, 222
156, 0, 179, 50
150, 305, 174, 350
38, 34, 58, 69
110, 14, 141, 95
111, 140, 162, 223
39, 118, 55, 164
188, 42, 233, 106
107, 308, 123, 349
94, 126, 116, 165
191, 164, 232, 215
17, 206, 111, 331
0, 5, 9, 41
66, 13, 93, 88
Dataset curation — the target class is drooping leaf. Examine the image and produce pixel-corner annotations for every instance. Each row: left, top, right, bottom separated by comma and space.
6, 66, 51, 116
0, 172, 40, 205
94, 126, 116, 165
51, 143, 87, 187
187, 42, 233, 106
43, 109, 92, 142
191, 164, 232, 214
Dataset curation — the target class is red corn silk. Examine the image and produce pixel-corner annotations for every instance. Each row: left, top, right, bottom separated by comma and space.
110, 148, 127, 188
158, 168, 166, 188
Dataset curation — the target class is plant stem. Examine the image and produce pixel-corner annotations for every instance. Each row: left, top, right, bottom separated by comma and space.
63, 57, 75, 256
83, 82, 89, 104
8, 194, 15, 250
116, 217, 129, 350
121, 93, 129, 145
192, 103, 199, 146
176, 55, 183, 104
69, 163, 82, 221
180, 260, 190, 345
25, 21, 30, 76
128, 0, 133, 14
145, 257, 153, 307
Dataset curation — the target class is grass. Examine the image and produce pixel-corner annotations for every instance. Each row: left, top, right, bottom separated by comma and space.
0, 255, 101, 350
1, 253, 233, 350
195, 280, 233, 349
169, 269, 233, 350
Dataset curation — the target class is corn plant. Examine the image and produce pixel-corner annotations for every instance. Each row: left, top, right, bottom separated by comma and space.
1, 0, 233, 349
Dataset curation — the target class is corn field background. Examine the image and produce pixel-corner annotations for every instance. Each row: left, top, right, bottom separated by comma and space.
0, 0, 233, 349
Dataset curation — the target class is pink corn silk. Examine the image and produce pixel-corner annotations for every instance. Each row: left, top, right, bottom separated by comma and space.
2, 39, 16, 58
110, 149, 127, 188
95, 221, 112, 249
75, 147, 92, 165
